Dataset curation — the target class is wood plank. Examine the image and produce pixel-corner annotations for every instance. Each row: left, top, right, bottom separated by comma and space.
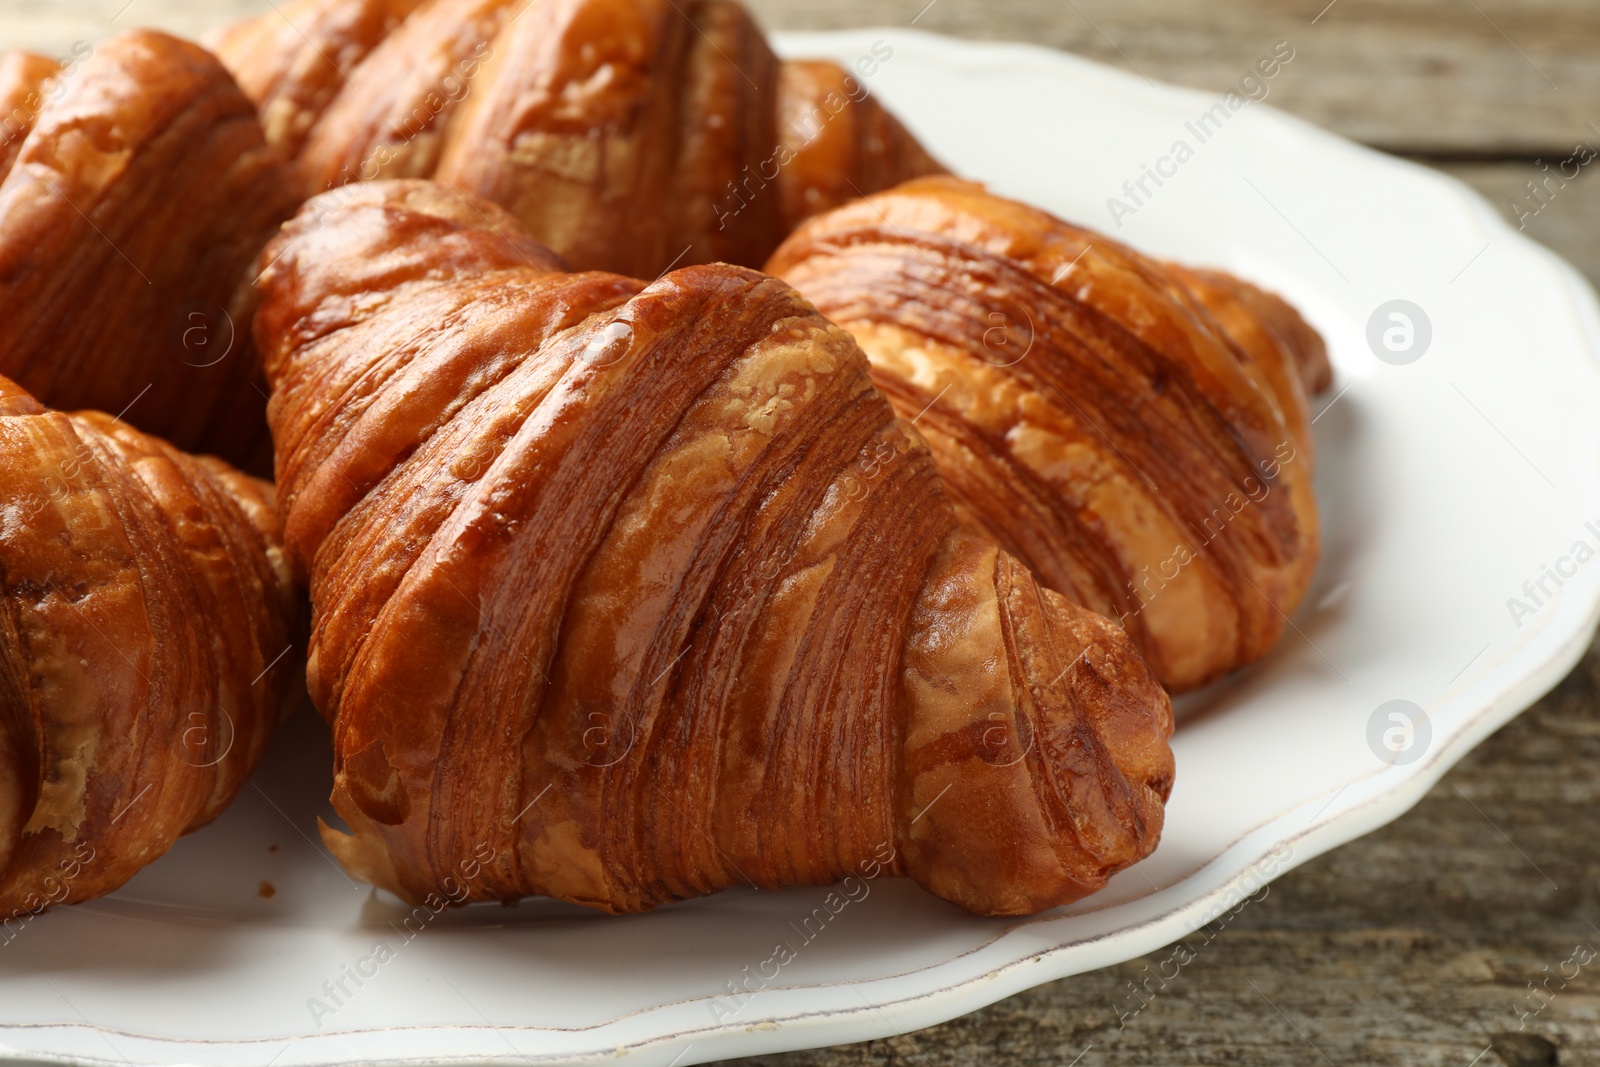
1, 0, 1596, 154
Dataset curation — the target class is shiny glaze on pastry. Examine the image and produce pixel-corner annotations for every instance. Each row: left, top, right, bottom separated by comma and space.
211, 0, 943, 277
254, 180, 1174, 916
0, 31, 297, 468
0, 375, 299, 915
768, 177, 1327, 691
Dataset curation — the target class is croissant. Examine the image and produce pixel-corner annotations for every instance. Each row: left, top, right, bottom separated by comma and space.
767, 177, 1328, 692
1167, 263, 1333, 469
0, 30, 297, 469
210, 0, 943, 278
253, 179, 1174, 917
0, 375, 299, 918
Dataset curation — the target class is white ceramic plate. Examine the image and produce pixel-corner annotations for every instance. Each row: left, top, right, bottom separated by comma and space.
9, 27, 1600, 1067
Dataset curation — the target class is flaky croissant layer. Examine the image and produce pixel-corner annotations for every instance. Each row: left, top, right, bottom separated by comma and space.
0, 376, 300, 916
0, 30, 297, 469
255, 180, 1174, 916
211, 0, 944, 278
768, 177, 1329, 692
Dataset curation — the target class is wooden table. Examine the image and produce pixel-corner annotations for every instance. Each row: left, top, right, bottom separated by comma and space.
7, 2, 1597, 1064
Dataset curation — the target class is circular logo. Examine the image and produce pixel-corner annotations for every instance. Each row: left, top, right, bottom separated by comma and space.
1365, 300, 1431, 365
176, 305, 236, 368
178, 709, 236, 768
1366, 699, 1430, 766
577, 321, 634, 370
978, 308, 1034, 368
448, 448, 493, 483
581, 709, 638, 768
973, 710, 1035, 767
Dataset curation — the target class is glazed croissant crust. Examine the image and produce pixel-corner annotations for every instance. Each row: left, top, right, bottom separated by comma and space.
767, 177, 1329, 692
211, 0, 943, 278
0, 375, 299, 917
0, 30, 298, 469
254, 180, 1174, 917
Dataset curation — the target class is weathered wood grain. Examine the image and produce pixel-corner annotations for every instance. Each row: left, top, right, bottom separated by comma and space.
1, 0, 1597, 154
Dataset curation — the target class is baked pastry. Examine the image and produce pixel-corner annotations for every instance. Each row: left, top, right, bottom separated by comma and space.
767, 177, 1329, 692
1166, 263, 1332, 468
0, 30, 298, 469
0, 375, 299, 916
211, 0, 943, 278
254, 180, 1174, 917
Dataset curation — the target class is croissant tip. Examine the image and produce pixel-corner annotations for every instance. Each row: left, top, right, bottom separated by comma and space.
320, 813, 415, 903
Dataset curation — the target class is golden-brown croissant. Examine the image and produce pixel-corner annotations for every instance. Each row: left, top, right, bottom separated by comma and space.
767, 177, 1328, 692
1167, 264, 1333, 465
253, 179, 1173, 917
211, 0, 943, 278
0, 30, 298, 470
0, 374, 299, 918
